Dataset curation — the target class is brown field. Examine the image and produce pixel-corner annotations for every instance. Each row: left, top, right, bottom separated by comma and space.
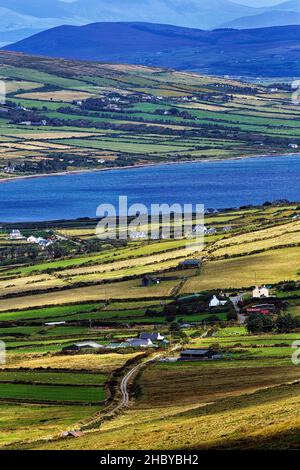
137, 363, 300, 407
3, 80, 43, 93
15, 90, 96, 102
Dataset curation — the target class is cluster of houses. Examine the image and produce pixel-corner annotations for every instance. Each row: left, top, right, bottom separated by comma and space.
73, 92, 166, 113
19, 119, 47, 126
192, 224, 232, 235
9, 229, 54, 248
26, 235, 54, 248
3, 164, 16, 174
239, 285, 281, 319
62, 332, 167, 353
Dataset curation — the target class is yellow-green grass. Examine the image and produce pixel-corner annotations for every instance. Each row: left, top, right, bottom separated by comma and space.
211, 231, 300, 258
34, 366, 300, 450
2, 352, 143, 372
181, 247, 300, 291
2, 80, 43, 93
15, 90, 95, 102
210, 220, 300, 256
0, 279, 180, 312
60, 248, 190, 277
61, 258, 188, 283
0, 403, 92, 448
0, 274, 66, 297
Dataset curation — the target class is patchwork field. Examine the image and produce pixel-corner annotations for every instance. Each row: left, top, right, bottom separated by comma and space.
0, 200, 299, 449
0, 51, 299, 179
30, 328, 300, 451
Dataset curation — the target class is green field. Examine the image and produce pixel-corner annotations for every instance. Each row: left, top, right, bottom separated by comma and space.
0, 50, 299, 449
0, 51, 299, 180
0, 383, 105, 404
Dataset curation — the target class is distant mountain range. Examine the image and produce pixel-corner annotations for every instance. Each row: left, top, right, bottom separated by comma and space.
0, 0, 300, 45
4, 22, 300, 77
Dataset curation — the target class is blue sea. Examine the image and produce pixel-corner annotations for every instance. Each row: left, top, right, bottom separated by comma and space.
0, 155, 299, 222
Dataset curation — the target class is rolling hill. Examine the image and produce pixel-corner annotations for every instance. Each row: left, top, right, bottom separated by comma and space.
4, 22, 300, 77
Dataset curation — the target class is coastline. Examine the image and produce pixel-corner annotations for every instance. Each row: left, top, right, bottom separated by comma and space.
0, 151, 299, 185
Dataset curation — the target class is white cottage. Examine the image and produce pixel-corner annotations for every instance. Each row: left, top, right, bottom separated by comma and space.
209, 295, 227, 308
252, 286, 270, 298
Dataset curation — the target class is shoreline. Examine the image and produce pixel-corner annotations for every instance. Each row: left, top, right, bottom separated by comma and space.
0, 151, 299, 185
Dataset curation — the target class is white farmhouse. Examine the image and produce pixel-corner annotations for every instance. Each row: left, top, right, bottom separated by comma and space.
209, 295, 227, 308
252, 285, 270, 298
9, 229, 23, 240
27, 236, 39, 243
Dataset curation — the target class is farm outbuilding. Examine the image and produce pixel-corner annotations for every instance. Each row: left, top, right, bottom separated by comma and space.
179, 348, 217, 360
178, 259, 202, 269
62, 341, 102, 352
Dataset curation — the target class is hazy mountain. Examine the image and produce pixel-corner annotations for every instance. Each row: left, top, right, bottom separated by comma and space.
0, 2, 78, 42
66, 0, 257, 29
4, 22, 300, 77
221, 0, 300, 27
0, 0, 258, 33
276, 0, 300, 11
222, 9, 300, 28
0, 0, 299, 45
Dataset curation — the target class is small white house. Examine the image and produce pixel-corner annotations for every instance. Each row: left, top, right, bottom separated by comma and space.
193, 225, 207, 234
9, 229, 23, 240
209, 295, 227, 308
252, 286, 270, 298
27, 236, 38, 243
129, 231, 147, 239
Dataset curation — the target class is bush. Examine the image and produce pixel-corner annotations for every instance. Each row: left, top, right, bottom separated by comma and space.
275, 314, 299, 333
246, 314, 274, 333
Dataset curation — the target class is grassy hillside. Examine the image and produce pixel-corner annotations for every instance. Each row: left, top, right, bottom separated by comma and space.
0, 51, 299, 179
21, 328, 300, 450
0, 202, 299, 448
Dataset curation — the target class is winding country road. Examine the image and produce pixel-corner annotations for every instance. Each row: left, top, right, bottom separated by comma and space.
118, 344, 181, 409
118, 353, 162, 409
